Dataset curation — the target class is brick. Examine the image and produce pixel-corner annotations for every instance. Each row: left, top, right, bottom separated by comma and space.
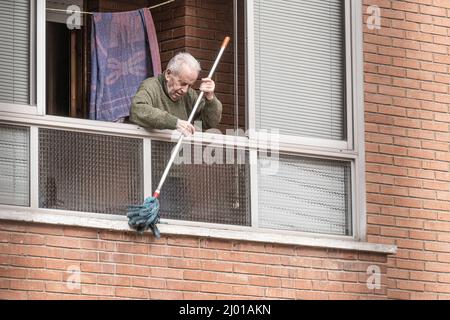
410, 209, 437, 220
81, 285, 115, 296
407, 168, 435, 180
409, 230, 437, 241
116, 242, 148, 255
63, 228, 99, 239
396, 218, 424, 229
149, 267, 184, 280
396, 259, 425, 271
233, 263, 266, 275
115, 287, 149, 299
387, 268, 409, 280
366, 173, 394, 185
396, 239, 424, 250
436, 93, 450, 104
166, 279, 201, 291
133, 255, 168, 267
421, 160, 449, 171
421, 61, 448, 73
97, 275, 131, 287
368, 215, 397, 227
381, 206, 410, 217
392, 1, 419, 12
396, 280, 424, 291
200, 282, 232, 294
232, 285, 265, 297
425, 262, 450, 273
45, 281, 81, 294
421, 101, 448, 113
424, 220, 450, 232
10, 234, 45, 245
388, 289, 411, 300
10, 279, 45, 292
410, 271, 437, 282
381, 227, 409, 238
265, 287, 296, 299
28, 269, 63, 281
312, 281, 344, 292
435, 113, 450, 122
167, 258, 201, 270
0, 290, 28, 300
420, 4, 447, 16
99, 252, 132, 264
115, 265, 149, 277
27, 224, 64, 236
151, 290, 184, 300
409, 187, 436, 199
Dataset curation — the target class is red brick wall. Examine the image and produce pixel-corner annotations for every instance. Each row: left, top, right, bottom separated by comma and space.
363, 0, 450, 299
0, 221, 387, 300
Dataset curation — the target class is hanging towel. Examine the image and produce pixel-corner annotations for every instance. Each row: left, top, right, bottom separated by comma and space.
89, 9, 161, 122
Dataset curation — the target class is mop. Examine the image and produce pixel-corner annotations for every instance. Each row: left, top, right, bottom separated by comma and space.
127, 36, 231, 238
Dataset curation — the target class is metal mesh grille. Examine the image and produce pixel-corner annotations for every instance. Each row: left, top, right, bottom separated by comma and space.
39, 129, 143, 215
152, 140, 250, 226
258, 153, 351, 236
0, 124, 29, 206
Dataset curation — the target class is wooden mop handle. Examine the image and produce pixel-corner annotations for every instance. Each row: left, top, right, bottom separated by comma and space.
153, 37, 231, 198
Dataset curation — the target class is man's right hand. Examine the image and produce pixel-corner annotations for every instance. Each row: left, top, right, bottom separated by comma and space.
176, 119, 195, 137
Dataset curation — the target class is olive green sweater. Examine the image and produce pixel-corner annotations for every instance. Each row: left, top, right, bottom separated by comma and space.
129, 73, 222, 130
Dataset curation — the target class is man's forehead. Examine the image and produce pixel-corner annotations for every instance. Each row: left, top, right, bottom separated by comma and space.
176, 64, 198, 82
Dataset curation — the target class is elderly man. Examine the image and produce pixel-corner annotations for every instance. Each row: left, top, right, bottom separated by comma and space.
130, 52, 222, 136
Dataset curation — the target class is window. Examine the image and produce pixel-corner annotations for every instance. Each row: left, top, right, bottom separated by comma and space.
39, 128, 144, 214
248, 0, 360, 237
0, 0, 365, 243
43, 0, 247, 134
0, 124, 30, 207
152, 140, 250, 226
0, 0, 34, 106
254, 0, 346, 141
257, 154, 352, 236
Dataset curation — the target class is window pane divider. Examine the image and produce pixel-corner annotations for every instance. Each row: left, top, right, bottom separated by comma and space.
29, 125, 39, 208
143, 137, 152, 199
36, 0, 46, 115
345, 0, 354, 150
30, 0, 37, 106
250, 149, 259, 228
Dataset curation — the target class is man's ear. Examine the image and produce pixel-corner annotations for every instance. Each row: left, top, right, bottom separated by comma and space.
165, 69, 171, 80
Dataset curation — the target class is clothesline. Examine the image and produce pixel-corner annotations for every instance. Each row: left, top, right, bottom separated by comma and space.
46, 0, 175, 15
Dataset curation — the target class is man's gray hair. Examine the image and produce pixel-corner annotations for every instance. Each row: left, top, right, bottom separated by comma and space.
166, 52, 201, 75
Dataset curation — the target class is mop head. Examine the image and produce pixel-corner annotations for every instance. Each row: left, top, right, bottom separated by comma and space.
127, 196, 161, 238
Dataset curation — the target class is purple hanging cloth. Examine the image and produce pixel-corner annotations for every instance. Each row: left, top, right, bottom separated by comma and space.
89, 8, 161, 122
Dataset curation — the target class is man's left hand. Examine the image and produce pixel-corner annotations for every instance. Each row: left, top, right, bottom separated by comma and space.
200, 78, 215, 100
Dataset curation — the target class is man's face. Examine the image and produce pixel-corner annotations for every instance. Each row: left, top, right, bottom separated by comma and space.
165, 65, 198, 101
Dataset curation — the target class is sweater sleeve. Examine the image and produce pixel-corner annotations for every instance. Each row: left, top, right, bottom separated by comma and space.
129, 82, 178, 130
190, 91, 223, 130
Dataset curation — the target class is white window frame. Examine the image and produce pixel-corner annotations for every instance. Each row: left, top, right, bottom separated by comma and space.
247, 0, 366, 240
0, 0, 395, 254
0, 0, 45, 115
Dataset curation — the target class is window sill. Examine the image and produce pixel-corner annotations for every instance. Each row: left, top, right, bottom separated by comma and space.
0, 206, 397, 255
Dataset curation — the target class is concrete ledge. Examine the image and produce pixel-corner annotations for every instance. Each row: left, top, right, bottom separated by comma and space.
0, 206, 397, 255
